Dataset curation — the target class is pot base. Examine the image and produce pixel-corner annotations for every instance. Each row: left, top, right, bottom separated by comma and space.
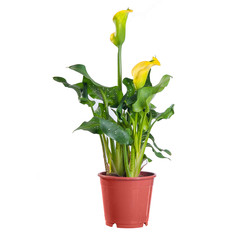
106, 222, 148, 228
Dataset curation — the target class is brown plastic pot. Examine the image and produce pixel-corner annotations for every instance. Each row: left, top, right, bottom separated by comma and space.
98, 171, 156, 228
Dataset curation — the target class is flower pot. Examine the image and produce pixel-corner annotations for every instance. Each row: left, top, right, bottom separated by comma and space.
98, 171, 156, 228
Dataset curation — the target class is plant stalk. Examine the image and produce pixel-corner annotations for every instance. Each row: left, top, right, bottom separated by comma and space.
129, 144, 135, 176
138, 112, 146, 152
123, 144, 131, 177
100, 135, 109, 173
110, 139, 116, 165
115, 142, 124, 176
134, 112, 139, 157
134, 125, 153, 176
102, 135, 112, 173
117, 45, 122, 91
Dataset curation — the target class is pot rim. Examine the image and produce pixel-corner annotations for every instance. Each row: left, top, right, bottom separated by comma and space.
98, 171, 156, 181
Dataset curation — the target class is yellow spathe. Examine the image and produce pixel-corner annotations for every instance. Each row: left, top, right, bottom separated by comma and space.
110, 9, 133, 47
132, 57, 161, 89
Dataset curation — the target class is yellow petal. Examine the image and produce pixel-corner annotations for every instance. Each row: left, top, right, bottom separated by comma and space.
132, 57, 161, 89
110, 9, 133, 47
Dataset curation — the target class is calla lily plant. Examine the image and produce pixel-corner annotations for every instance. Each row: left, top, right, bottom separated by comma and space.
53, 9, 174, 177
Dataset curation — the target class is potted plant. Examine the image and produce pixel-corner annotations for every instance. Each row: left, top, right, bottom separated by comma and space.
53, 8, 174, 228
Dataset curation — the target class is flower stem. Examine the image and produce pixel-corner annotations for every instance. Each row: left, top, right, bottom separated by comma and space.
129, 144, 135, 176
138, 112, 146, 151
102, 135, 112, 173
123, 144, 131, 177
100, 135, 109, 174
117, 45, 122, 91
115, 142, 124, 176
134, 125, 153, 176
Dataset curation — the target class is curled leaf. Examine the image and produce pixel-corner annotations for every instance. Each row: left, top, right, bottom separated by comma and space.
146, 143, 170, 160
69, 64, 123, 107
132, 74, 172, 112
52, 76, 95, 107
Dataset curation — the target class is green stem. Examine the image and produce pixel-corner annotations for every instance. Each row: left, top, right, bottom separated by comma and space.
100, 89, 109, 117
110, 139, 116, 165
91, 97, 113, 174
115, 142, 124, 176
134, 112, 139, 157
138, 112, 146, 151
102, 135, 112, 173
117, 45, 122, 91
100, 135, 109, 173
130, 144, 135, 176
93, 106, 109, 173
134, 125, 153, 176
123, 144, 131, 177
111, 160, 117, 173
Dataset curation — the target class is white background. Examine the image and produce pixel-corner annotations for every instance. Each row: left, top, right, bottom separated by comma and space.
0, 0, 240, 239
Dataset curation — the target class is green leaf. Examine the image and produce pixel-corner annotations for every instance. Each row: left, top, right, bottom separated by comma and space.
99, 118, 133, 145
95, 103, 108, 119
132, 74, 172, 112
79, 82, 95, 107
149, 109, 159, 118
53, 76, 68, 84
116, 78, 135, 122
143, 70, 152, 87
154, 104, 175, 122
139, 111, 149, 131
74, 116, 133, 145
85, 77, 123, 107
123, 78, 135, 97
69, 64, 123, 107
123, 78, 137, 107
148, 134, 172, 156
150, 103, 156, 109
69, 64, 93, 80
74, 117, 102, 134
147, 143, 170, 160
53, 76, 82, 92
125, 92, 137, 106
143, 154, 153, 162
141, 131, 172, 156
116, 95, 126, 121
53, 76, 95, 107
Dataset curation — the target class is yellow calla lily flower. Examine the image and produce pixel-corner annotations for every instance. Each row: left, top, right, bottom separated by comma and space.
132, 57, 161, 89
110, 8, 133, 47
